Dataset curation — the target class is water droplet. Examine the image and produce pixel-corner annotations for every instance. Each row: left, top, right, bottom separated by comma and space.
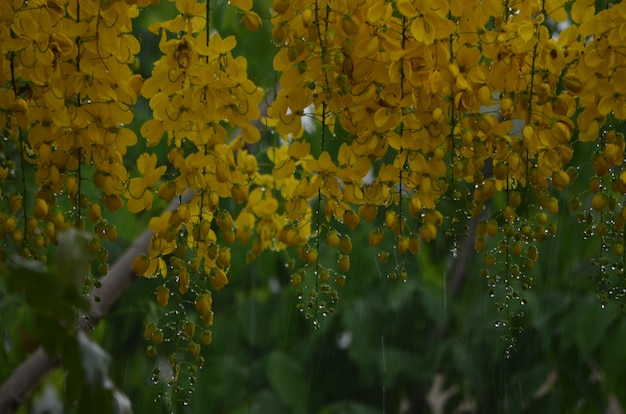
183, 399, 190, 406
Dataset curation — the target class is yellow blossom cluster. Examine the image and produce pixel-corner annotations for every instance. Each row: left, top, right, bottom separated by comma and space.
0, 0, 144, 264
134, 0, 266, 290
4, 0, 626, 374
130, 0, 268, 388
264, 0, 626, 325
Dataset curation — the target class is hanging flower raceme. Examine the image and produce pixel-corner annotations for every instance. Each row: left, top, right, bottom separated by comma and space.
0, 0, 142, 266
127, 154, 167, 213
262, 0, 626, 335
135, 2, 269, 395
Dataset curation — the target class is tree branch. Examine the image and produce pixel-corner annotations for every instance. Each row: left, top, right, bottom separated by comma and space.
448, 216, 478, 298
0, 192, 192, 414
0, 348, 58, 414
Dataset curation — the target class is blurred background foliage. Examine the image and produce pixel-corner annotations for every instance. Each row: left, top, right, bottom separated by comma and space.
3, 0, 626, 413
78, 170, 626, 413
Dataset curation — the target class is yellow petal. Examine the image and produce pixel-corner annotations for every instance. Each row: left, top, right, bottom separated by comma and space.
518, 23, 536, 41
367, 1, 392, 22
231, 0, 252, 10
374, 108, 391, 128
210, 269, 229, 289
412, 17, 434, 44
242, 11, 262, 31
598, 95, 616, 115
396, 0, 418, 17
352, 157, 371, 177
354, 36, 379, 58
287, 140, 311, 159
252, 197, 279, 216
137, 153, 156, 174
571, 0, 595, 25
546, 0, 568, 22
141, 119, 164, 147
176, 0, 197, 13
319, 151, 334, 171
274, 158, 296, 179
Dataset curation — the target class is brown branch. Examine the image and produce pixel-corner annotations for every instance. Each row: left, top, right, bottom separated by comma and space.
0, 348, 59, 414
0, 192, 192, 414
448, 160, 493, 298
448, 216, 478, 298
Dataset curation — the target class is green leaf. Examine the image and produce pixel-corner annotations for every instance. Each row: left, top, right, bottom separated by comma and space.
77, 331, 112, 387
560, 296, 618, 359
36, 315, 73, 355
265, 351, 308, 414
601, 319, 626, 396
64, 337, 86, 407
57, 228, 92, 288
2, 254, 48, 294
231, 390, 288, 414
77, 385, 114, 414
318, 401, 381, 414
64, 332, 133, 414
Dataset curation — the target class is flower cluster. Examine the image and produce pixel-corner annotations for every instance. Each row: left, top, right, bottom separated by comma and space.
264, 0, 626, 331
0, 0, 143, 272
564, 1, 626, 306
133, 0, 266, 402
4, 0, 626, 392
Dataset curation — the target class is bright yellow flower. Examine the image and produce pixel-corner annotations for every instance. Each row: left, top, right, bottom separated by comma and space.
127, 153, 167, 213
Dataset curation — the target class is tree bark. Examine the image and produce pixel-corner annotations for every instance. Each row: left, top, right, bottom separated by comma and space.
448, 216, 478, 298
0, 348, 59, 414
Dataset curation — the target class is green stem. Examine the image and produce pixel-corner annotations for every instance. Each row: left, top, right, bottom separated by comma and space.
9, 52, 29, 247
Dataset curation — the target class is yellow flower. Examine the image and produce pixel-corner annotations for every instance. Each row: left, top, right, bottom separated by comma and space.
243, 11, 262, 32
127, 153, 167, 213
